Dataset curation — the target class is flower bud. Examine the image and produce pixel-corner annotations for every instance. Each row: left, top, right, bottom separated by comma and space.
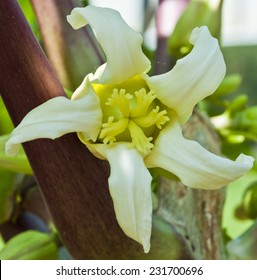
214, 74, 242, 98
229, 95, 248, 115
168, 0, 222, 57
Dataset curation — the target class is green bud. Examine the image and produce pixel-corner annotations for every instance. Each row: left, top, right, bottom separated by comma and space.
0, 230, 58, 260
168, 0, 222, 57
245, 106, 257, 120
232, 106, 257, 134
228, 94, 248, 115
214, 74, 242, 98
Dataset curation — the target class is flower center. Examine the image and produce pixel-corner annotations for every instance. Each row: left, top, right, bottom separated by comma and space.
93, 77, 170, 155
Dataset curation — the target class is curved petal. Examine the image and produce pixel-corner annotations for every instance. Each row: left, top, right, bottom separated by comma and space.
96, 143, 152, 253
145, 26, 226, 123
5, 92, 102, 157
67, 6, 151, 84
145, 121, 254, 189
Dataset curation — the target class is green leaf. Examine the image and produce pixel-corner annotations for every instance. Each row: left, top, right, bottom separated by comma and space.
0, 97, 13, 135
0, 230, 59, 260
0, 135, 32, 174
0, 169, 17, 223
0, 234, 5, 251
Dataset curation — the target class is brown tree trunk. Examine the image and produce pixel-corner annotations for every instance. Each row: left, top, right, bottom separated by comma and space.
157, 111, 226, 259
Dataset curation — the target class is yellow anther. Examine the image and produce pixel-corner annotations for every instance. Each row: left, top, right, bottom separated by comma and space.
95, 77, 170, 154
134, 106, 170, 129
100, 117, 129, 144
128, 121, 154, 155
130, 89, 156, 117
106, 88, 133, 117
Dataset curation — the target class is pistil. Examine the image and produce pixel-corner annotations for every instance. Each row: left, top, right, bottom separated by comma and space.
96, 80, 170, 155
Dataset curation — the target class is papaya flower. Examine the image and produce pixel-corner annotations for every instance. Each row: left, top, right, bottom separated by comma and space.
5, 6, 254, 253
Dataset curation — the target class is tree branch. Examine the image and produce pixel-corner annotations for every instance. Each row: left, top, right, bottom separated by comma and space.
157, 112, 226, 259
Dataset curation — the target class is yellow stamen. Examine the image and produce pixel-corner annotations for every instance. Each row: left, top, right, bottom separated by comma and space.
100, 117, 129, 144
128, 121, 153, 155
134, 106, 170, 129
130, 89, 156, 117
106, 89, 133, 117
94, 78, 171, 154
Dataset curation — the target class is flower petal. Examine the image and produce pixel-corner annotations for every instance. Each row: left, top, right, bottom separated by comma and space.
95, 143, 152, 253
67, 6, 151, 84
145, 26, 226, 123
5, 91, 102, 157
145, 121, 254, 189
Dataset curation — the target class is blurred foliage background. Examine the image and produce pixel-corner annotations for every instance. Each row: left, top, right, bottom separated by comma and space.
0, 0, 257, 259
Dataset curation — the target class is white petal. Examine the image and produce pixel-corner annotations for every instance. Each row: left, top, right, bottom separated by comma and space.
145, 26, 226, 123
5, 92, 102, 157
145, 121, 254, 189
67, 6, 151, 84
97, 143, 152, 253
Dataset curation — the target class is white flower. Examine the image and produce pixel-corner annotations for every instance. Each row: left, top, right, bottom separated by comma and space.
5, 6, 254, 253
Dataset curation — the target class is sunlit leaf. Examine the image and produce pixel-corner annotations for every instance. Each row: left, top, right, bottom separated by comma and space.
0, 230, 58, 260
0, 97, 13, 135
0, 135, 32, 174
0, 234, 5, 251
